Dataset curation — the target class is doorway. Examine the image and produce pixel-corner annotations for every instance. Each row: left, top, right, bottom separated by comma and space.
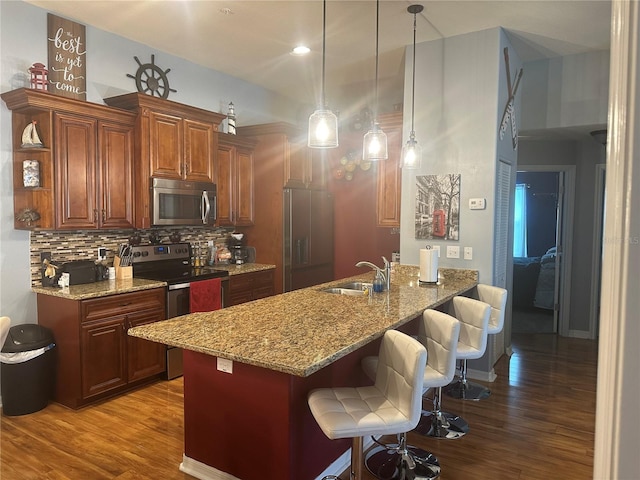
512, 166, 575, 336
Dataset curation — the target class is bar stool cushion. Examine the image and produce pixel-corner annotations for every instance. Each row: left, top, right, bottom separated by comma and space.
451, 296, 491, 360
476, 284, 508, 335
309, 329, 427, 440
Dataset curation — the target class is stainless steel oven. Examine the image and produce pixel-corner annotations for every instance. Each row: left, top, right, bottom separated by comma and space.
151, 177, 217, 226
131, 242, 229, 379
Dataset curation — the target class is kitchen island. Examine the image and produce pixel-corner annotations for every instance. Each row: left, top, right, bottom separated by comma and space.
129, 265, 478, 480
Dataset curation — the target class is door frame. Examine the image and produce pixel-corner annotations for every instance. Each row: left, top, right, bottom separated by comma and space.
515, 164, 575, 337
589, 163, 606, 339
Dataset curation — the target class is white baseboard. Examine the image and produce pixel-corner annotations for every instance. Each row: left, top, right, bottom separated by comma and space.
467, 368, 497, 383
180, 455, 239, 480
179, 437, 377, 480
568, 329, 592, 339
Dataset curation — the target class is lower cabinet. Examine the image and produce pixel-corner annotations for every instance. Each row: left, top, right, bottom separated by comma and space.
37, 288, 166, 409
228, 270, 275, 306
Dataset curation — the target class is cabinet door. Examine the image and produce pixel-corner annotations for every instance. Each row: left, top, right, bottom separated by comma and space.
284, 140, 309, 188
184, 119, 215, 182
149, 111, 183, 179
54, 112, 98, 229
307, 149, 328, 189
234, 146, 254, 226
376, 113, 403, 227
99, 121, 135, 229
127, 309, 166, 382
81, 317, 127, 399
216, 143, 234, 226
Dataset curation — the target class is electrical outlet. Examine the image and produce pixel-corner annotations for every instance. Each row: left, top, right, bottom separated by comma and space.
97, 247, 107, 261
217, 358, 233, 374
446, 246, 460, 258
464, 247, 473, 260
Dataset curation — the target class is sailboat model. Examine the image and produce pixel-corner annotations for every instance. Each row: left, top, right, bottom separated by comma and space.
21, 120, 44, 148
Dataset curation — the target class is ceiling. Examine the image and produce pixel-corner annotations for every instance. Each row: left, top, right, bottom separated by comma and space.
26, 0, 611, 110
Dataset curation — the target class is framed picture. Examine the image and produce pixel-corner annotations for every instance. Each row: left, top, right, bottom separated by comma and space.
415, 174, 460, 241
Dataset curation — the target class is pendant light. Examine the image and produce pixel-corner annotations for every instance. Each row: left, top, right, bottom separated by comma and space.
308, 0, 338, 148
362, 0, 388, 161
401, 4, 424, 169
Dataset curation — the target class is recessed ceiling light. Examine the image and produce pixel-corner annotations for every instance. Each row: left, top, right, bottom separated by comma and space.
291, 45, 311, 56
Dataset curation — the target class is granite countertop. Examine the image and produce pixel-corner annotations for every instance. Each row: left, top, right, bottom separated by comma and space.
211, 263, 275, 275
32, 278, 167, 300
128, 265, 478, 378
31, 264, 274, 301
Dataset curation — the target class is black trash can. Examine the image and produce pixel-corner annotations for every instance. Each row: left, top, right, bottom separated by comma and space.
1, 324, 56, 416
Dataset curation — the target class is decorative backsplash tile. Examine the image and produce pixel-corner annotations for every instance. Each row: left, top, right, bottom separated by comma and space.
29, 227, 233, 287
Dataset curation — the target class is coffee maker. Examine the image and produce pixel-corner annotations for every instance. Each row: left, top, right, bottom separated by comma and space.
228, 233, 248, 265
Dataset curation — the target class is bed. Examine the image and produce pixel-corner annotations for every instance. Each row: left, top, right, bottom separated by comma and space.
513, 247, 556, 310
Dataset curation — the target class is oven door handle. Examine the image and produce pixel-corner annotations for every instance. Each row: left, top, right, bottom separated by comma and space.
169, 282, 191, 291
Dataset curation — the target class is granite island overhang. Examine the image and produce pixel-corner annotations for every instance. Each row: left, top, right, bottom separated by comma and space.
128, 265, 478, 480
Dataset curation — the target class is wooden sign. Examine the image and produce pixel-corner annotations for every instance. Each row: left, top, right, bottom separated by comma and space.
47, 14, 87, 100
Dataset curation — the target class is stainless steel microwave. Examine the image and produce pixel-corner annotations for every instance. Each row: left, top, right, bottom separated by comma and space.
151, 178, 216, 226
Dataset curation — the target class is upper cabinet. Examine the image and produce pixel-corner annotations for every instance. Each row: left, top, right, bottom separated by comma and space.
104, 93, 225, 228
1, 88, 136, 230
238, 122, 327, 190
375, 112, 403, 227
216, 133, 258, 227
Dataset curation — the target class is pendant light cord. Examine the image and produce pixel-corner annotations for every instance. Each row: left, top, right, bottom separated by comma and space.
321, 0, 327, 107
374, 0, 380, 121
410, 9, 417, 135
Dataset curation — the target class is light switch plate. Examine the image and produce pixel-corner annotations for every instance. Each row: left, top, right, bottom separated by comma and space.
464, 247, 473, 260
469, 198, 486, 210
446, 246, 460, 258
217, 358, 233, 374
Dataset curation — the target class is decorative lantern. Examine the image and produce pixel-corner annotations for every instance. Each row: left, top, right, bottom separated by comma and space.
28, 63, 49, 91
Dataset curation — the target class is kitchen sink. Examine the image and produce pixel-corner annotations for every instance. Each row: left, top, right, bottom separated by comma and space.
320, 282, 372, 296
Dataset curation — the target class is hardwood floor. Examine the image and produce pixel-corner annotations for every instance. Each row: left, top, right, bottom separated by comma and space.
1, 333, 597, 480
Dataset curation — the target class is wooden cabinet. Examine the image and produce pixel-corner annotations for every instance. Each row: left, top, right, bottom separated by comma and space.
1, 88, 136, 230
54, 112, 134, 229
216, 133, 257, 226
147, 111, 216, 182
103, 93, 225, 228
375, 112, 403, 227
227, 269, 275, 306
37, 288, 166, 409
236, 123, 329, 293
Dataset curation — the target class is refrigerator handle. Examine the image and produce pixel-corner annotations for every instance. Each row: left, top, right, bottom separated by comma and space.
295, 239, 302, 265
303, 237, 309, 264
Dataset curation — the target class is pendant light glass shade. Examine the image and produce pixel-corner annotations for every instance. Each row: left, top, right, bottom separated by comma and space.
401, 132, 422, 169
309, 108, 338, 148
362, 0, 387, 161
402, 4, 424, 169
308, 0, 338, 148
363, 122, 388, 160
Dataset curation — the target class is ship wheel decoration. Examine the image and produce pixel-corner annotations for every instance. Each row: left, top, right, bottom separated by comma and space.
127, 54, 177, 99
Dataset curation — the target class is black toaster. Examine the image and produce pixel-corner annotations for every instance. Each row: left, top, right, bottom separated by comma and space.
61, 260, 100, 285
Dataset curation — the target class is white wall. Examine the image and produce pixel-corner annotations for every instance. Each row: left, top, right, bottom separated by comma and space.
521, 50, 609, 131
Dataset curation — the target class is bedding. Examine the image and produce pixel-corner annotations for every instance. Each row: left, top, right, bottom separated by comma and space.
513, 247, 556, 310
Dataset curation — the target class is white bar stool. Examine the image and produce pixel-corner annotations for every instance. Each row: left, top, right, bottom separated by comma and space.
413, 309, 468, 440
308, 330, 427, 480
446, 286, 507, 401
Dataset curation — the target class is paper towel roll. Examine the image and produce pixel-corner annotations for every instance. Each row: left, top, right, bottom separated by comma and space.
419, 248, 439, 283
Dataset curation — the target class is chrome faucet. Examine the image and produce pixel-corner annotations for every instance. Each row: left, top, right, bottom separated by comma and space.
356, 256, 391, 291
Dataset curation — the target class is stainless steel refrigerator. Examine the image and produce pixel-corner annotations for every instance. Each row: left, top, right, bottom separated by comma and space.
283, 189, 334, 292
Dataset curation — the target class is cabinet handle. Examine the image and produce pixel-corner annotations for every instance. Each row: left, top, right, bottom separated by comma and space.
93, 209, 98, 222
184, 162, 189, 175
120, 302, 133, 307
102, 209, 106, 222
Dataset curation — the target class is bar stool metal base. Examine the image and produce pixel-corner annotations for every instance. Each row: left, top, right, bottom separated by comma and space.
444, 379, 491, 401
414, 410, 469, 440
365, 444, 440, 480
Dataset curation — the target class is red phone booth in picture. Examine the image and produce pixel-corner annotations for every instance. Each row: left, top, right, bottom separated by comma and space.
433, 209, 446, 237
28, 63, 49, 91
